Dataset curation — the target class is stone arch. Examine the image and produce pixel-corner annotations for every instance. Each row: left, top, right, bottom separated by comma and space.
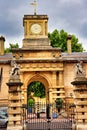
24, 73, 52, 104
24, 73, 52, 89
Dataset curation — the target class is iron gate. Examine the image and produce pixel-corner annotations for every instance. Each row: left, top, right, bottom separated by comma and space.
22, 103, 76, 130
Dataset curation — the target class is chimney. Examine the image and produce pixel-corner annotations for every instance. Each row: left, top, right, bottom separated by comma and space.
0, 36, 5, 55
67, 34, 72, 54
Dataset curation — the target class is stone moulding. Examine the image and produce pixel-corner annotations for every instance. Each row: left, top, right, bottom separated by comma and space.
71, 77, 87, 85
71, 80, 87, 85
7, 82, 23, 86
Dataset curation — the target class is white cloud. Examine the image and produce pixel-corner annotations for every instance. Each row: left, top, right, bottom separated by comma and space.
79, 38, 87, 51
5, 36, 23, 48
60, 0, 82, 4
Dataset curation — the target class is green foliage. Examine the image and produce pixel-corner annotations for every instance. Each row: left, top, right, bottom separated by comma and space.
48, 29, 60, 47
48, 29, 84, 52
5, 43, 19, 53
55, 98, 63, 109
55, 98, 63, 104
71, 35, 84, 52
28, 98, 34, 107
28, 81, 46, 98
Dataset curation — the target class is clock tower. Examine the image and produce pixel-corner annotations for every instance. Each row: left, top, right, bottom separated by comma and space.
22, 15, 51, 48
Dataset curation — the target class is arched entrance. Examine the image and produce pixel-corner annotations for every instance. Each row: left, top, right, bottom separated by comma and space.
23, 73, 51, 106
27, 81, 46, 113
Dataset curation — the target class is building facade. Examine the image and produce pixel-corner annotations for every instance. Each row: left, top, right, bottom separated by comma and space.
0, 13, 87, 130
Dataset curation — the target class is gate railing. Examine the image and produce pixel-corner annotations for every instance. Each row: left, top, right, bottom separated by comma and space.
22, 103, 77, 130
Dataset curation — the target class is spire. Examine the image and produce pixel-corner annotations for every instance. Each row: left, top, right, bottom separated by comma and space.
30, 0, 37, 15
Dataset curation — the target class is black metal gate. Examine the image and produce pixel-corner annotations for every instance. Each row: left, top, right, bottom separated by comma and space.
22, 103, 76, 130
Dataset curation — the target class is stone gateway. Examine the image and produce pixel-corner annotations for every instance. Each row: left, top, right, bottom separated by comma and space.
0, 5, 87, 130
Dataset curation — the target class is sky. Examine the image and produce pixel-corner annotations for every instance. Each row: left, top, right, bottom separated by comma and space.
0, 0, 87, 51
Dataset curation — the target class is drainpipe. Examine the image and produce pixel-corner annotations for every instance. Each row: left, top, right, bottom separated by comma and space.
67, 34, 72, 54
0, 36, 5, 55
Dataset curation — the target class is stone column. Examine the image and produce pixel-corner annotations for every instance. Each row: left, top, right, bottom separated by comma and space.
52, 71, 56, 86
49, 88, 52, 103
59, 71, 65, 99
48, 88, 52, 117
71, 61, 87, 130
0, 36, 5, 55
6, 61, 23, 130
67, 34, 72, 54
51, 71, 57, 102
72, 79, 87, 130
59, 71, 64, 86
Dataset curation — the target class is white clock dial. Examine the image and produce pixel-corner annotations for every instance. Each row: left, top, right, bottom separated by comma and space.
31, 23, 42, 34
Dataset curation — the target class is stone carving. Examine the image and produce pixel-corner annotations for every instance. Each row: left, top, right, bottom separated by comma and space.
10, 60, 20, 76
74, 61, 85, 77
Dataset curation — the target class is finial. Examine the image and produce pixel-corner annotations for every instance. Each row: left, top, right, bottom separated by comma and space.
30, 0, 37, 15
0, 36, 5, 41
67, 34, 72, 40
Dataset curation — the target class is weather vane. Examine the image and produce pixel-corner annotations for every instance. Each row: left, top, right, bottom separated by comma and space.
30, 0, 37, 15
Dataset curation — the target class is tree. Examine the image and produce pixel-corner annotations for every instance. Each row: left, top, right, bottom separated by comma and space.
48, 29, 84, 52
71, 35, 84, 52
5, 43, 19, 53
28, 81, 46, 98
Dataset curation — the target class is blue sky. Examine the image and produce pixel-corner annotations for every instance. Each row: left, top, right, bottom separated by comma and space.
0, 0, 87, 51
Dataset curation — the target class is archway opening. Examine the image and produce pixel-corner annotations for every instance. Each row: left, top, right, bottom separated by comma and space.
27, 81, 46, 99
27, 81, 46, 113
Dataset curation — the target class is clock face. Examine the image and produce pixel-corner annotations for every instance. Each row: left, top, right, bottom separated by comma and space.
31, 23, 42, 34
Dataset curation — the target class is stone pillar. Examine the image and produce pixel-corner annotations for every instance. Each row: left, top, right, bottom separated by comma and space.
59, 71, 63, 86
71, 61, 87, 130
67, 34, 72, 54
72, 79, 87, 130
59, 71, 65, 99
51, 71, 57, 102
6, 61, 23, 130
52, 71, 56, 86
49, 88, 52, 103
0, 36, 5, 55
